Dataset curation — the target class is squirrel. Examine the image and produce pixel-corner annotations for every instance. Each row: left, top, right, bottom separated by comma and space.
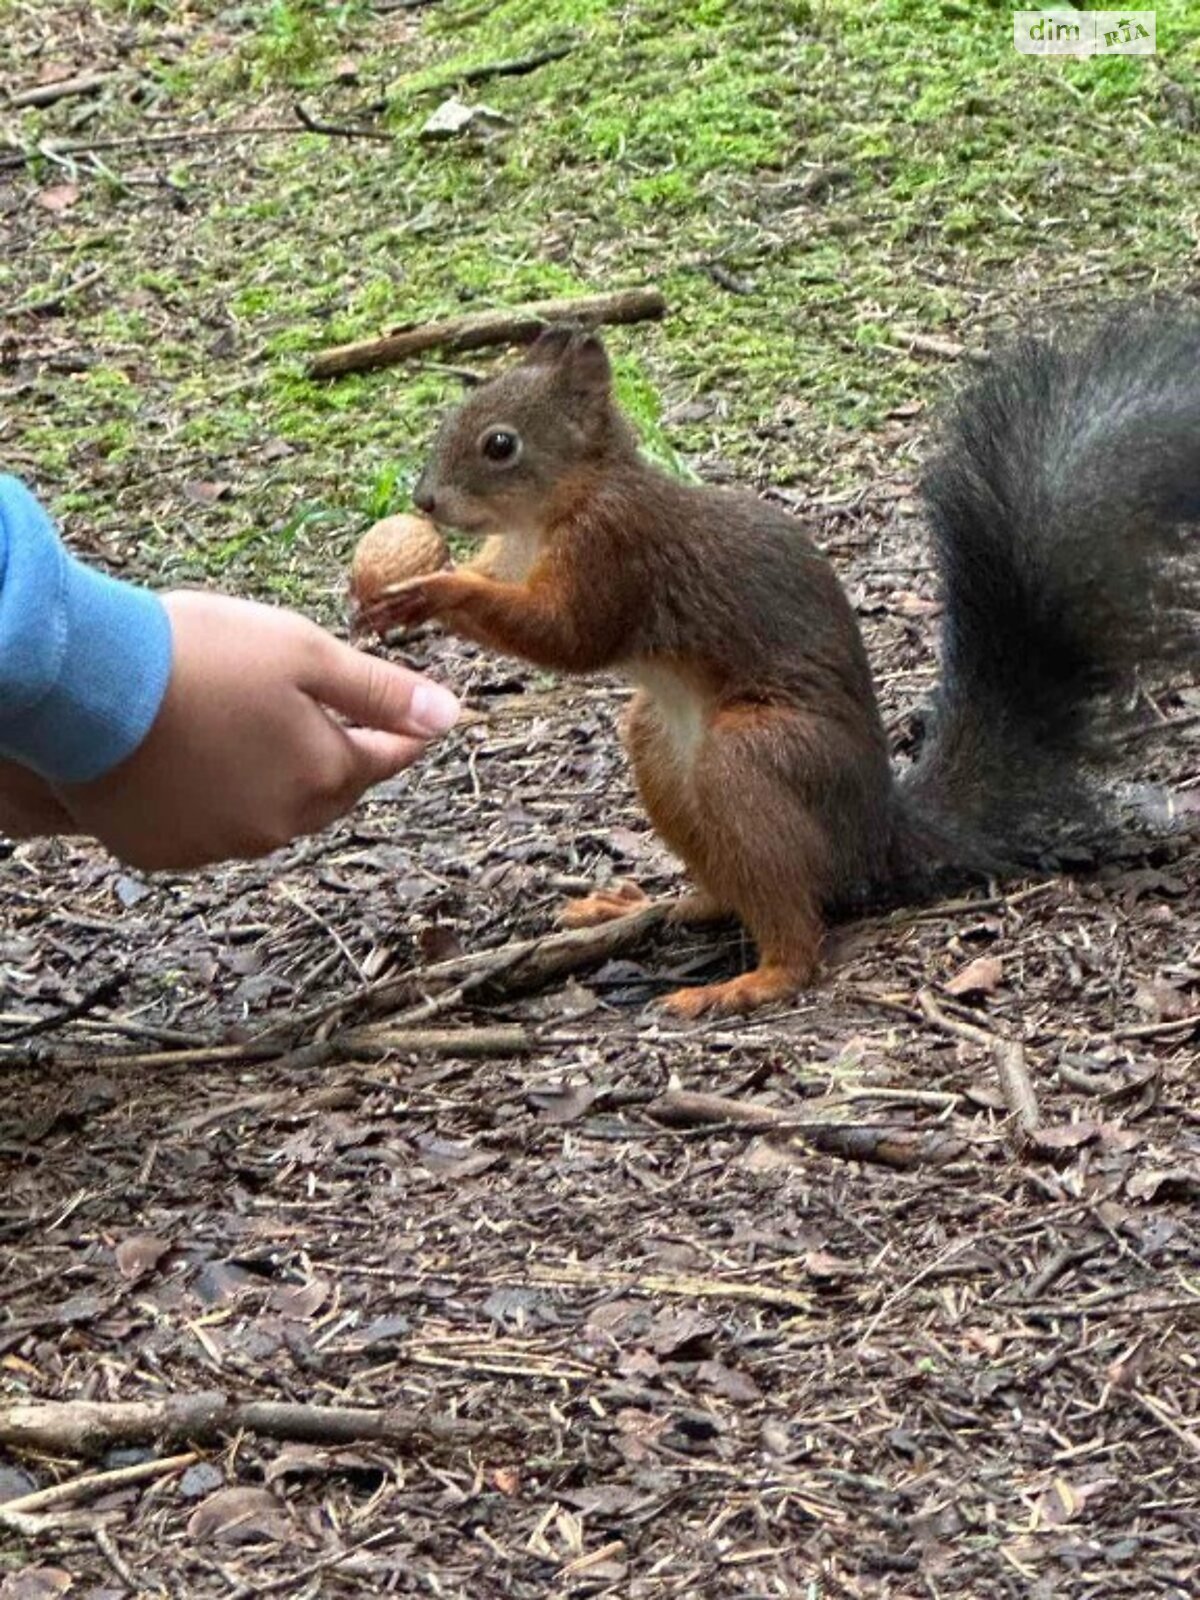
361, 313, 1200, 1018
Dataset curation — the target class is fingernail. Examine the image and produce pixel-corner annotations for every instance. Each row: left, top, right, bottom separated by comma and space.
411, 681, 461, 736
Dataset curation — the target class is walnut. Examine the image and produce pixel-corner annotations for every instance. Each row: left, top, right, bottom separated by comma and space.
349, 514, 449, 607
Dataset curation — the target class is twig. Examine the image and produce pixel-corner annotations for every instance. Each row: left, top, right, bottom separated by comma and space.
260, 898, 672, 1042
341, 1023, 530, 1056
917, 990, 1040, 1140
0, 972, 126, 1044
0, 264, 107, 319
521, 1261, 813, 1314
292, 101, 393, 142
992, 1038, 1040, 1136
4, 1024, 530, 1075
426, 42, 574, 91
645, 1090, 970, 1171
0, 122, 334, 172
95, 1527, 142, 1592
229, 1529, 395, 1599
0, 1452, 196, 1527
9, 72, 115, 109
887, 329, 967, 360
309, 286, 667, 378
1129, 1389, 1200, 1459
0, 1395, 488, 1463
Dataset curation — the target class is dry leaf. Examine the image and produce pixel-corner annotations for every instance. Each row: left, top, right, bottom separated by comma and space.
186, 1486, 290, 1545
1125, 1167, 1200, 1203
114, 1233, 171, 1280
38, 184, 79, 213
0, 1571, 73, 1600
1030, 1122, 1100, 1155
650, 1309, 717, 1360
526, 1081, 598, 1123
1133, 980, 1195, 1022
183, 480, 232, 506
696, 1360, 762, 1402
415, 1134, 502, 1181
269, 1277, 328, 1321
178, 1461, 224, 1501
945, 955, 1003, 997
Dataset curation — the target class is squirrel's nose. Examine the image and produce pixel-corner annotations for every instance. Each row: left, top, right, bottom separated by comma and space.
413, 481, 436, 517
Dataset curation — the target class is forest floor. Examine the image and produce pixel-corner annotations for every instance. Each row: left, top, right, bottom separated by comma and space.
2, 2, 1199, 1596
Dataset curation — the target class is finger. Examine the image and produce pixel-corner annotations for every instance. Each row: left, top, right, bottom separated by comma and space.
0, 797, 75, 837
343, 727, 432, 786
304, 634, 460, 739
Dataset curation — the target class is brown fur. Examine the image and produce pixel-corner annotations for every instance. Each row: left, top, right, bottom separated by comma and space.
375, 327, 898, 1016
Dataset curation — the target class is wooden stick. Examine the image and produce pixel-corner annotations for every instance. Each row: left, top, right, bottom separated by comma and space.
0, 1395, 486, 1462
9, 72, 115, 109
645, 1090, 971, 1170
427, 43, 574, 91
917, 990, 1040, 1140
309, 287, 667, 379
340, 1023, 530, 1056
0, 1452, 196, 1526
264, 898, 672, 1042
992, 1039, 1041, 1137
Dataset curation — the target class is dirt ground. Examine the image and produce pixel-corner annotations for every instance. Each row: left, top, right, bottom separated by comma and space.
3, 2, 1200, 1597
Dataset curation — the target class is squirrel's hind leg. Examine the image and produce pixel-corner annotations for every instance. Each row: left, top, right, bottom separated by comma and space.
557, 691, 730, 930
658, 704, 833, 1017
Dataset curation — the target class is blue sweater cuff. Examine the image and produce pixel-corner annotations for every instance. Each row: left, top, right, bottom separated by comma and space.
0, 476, 174, 785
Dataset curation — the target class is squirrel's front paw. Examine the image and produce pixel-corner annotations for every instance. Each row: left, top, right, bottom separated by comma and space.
361, 574, 445, 636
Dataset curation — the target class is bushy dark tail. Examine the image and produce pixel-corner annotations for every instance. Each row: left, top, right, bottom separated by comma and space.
899, 306, 1200, 874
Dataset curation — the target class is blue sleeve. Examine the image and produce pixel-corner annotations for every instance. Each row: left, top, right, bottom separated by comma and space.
0, 475, 173, 785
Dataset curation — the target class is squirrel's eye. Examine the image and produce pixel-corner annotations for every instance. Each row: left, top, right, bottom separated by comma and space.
481, 428, 521, 465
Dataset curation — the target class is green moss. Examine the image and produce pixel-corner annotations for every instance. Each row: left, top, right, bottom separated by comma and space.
7, 0, 1197, 609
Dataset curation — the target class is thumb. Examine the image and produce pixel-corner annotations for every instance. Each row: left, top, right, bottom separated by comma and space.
342, 727, 433, 787
306, 635, 461, 739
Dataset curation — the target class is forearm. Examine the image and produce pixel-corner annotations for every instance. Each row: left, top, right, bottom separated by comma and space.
0, 476, 172, 784
434, 571, 628, 673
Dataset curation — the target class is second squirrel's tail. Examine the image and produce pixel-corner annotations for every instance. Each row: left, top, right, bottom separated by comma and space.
899, 306, 1200, 874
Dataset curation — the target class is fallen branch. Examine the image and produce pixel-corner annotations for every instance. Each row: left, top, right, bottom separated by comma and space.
426, 43, 575, 92
887, 328, 967, 361
0, 123, 335, 172
9, 72, 115, 109
0, 1394, 487, 1463
265, 898, 672, 1043
340, 1023, 530, 1056
4, 1024, 529, 1076
646, 1090, 970, 1171
0, 264, 107, 320
293, 101, 393, 142
309, 287, 667, 378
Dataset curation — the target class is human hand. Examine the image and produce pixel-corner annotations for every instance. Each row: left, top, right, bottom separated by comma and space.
58, 591, 461, 870
0, 758, 75, 840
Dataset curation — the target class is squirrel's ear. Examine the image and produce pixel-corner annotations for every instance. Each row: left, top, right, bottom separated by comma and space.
524, 324, 576, 365
565, 332, 612, 395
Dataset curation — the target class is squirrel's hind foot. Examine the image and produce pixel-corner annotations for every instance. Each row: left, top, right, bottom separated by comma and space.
558, 884, 731, 930
662, 962, 809, 1019
558, 880, 651, 928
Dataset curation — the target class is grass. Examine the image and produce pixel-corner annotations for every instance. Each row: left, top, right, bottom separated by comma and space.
2, 0, 1197, 605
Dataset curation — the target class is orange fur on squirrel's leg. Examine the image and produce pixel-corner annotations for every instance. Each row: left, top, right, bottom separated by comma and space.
656, 704, 830, 1018
558, 690, 731, 931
